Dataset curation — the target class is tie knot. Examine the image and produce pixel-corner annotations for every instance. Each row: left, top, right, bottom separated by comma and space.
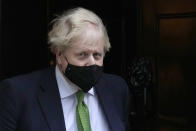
76, 90, 84, 103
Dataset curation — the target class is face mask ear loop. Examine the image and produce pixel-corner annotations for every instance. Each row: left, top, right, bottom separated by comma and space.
60, 52, 70, 64
62, 55, 72, 73
64, 56, 69, 64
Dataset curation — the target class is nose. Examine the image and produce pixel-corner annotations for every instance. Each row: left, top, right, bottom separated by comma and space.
85, 55, 96, 66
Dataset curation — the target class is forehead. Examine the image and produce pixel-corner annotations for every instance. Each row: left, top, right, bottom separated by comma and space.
70, 25, 104, 52
70, 38, 104, 53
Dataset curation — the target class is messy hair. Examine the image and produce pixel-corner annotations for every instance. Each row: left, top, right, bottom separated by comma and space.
48, 7, 111, 54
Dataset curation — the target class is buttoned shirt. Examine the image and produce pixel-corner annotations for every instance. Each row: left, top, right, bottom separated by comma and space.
55, 66, 110, 131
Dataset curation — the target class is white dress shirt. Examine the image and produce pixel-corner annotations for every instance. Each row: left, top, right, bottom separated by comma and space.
55, 66, 110, 131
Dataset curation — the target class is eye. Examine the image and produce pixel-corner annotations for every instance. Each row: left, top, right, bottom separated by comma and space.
79, 52, 88, 57
93, 52, 102, 59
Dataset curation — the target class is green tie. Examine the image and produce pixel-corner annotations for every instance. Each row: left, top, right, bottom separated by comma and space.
76, 91, 91, 131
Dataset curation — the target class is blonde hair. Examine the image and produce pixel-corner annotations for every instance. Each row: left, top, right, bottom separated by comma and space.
48, 7, 111, 54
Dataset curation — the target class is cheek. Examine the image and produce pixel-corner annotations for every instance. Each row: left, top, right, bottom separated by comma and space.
96, 59, 104, 66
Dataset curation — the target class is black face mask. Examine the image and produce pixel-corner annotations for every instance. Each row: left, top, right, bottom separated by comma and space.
64, 63, 103, 92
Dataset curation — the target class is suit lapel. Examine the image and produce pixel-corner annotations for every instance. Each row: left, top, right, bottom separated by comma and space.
38, 68, 66, 131
95, 77, 125, 131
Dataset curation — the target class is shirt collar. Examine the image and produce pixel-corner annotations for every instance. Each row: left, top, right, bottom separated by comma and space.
55, 65, 94, 99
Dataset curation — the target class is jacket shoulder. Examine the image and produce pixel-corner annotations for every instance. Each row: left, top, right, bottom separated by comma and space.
1, 67, 53, 84
102, 73, 127, 84
0, 67, 54, 94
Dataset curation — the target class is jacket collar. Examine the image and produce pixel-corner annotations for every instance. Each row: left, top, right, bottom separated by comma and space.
38, 67, 66, 131
95, 75, 125, 131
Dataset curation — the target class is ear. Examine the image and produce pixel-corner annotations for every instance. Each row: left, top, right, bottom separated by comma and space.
55, 48, 62, 65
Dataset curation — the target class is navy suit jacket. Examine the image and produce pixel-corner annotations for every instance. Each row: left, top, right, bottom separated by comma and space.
0, 67, 131, 131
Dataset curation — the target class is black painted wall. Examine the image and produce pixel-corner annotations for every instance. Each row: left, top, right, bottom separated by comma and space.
0, 0, 49, 80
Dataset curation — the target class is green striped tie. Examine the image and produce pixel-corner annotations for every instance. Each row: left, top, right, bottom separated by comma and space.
76, 91, 91, 131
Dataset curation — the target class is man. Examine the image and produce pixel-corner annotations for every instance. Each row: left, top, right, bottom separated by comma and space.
0, 7, 131, 131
